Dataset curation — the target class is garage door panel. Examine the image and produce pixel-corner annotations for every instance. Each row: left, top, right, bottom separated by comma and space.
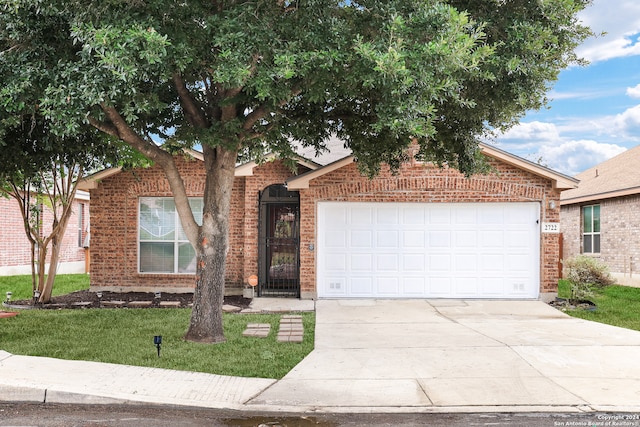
403, 207, 426, 224
480, 230, 504, 247
326, 230, 347, 248
481, 278, 505, 296
403, 230, 425, 247
430, 277, 453, 295
403, 254, 426, 271
350, 230, 373, 247
377, 254, 399, 271
404, 277, 427, 295
454, 254, 477, 272
456, 278, 478, 296
377, 207, 398, 224
429, 231, 451, 247
376, 277, 399, 295
429, 206, 452, 224
325, 254, 346, 271
377, 230, 399, 248
429, 253, 451, 270
351, 277, 373, 295
351, 254, 372, 271
318, 202, 540, 299
480, 254, 504, 271
455, 230, 477, 247
351, 206, 373, 225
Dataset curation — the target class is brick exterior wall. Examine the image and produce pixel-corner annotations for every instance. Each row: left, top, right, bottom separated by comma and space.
88, 156, 301, 293
0, 194, 88, 275
299, 158, 562, 298
89, 154, 563, 298
561, 195, 640, 283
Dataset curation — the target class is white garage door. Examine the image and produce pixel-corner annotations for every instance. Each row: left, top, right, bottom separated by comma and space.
317, 202, 540, 299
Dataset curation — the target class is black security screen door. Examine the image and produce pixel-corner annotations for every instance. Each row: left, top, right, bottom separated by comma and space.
258, 185, 300, 297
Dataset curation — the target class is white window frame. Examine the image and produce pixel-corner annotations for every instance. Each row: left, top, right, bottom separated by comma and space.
138, 197, 202, 274
582, 204, 600, 254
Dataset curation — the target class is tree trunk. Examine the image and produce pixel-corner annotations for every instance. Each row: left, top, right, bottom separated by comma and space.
184, 145, 237, 343
39, 236, 60, 303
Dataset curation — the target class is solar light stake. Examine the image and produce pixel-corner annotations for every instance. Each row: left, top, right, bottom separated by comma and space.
33, 289, 41, 305
154, 335, 162, 357
6, 292, 11, 303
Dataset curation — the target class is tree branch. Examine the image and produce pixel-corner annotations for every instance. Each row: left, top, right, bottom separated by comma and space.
172, 73, 209, 128
98, 103, 201, 247
242, 88, 302, 132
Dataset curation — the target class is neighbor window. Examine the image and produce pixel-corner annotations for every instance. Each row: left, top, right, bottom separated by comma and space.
78, 203, 85, 247
582, 204, 600, 254
139, 197, 203, 273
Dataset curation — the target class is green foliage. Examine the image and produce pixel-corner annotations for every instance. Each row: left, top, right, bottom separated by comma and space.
558, 280, 640, 332
0, 0, 593, 176
0, 308, 314, 379
563, 255, 615, 301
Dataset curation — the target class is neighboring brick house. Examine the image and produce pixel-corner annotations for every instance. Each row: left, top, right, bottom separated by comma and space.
0, 191, 90, 276
560, 145, 640, 286
79, 142, 576, 301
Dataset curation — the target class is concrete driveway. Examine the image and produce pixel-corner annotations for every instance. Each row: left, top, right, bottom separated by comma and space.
249, 299, 640, 412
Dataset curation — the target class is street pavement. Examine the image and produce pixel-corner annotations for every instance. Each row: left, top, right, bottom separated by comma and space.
1, 298, 640, 413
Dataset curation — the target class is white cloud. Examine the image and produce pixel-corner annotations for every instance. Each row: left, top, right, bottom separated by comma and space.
575, 0, 640, 62
613, 104, 640, 136
494, 121, 627, 176
627, 84, 640, 98
498, 121, 560, 141
535, 140, 626, 176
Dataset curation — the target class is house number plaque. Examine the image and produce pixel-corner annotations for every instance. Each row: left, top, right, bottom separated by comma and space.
542, 222, 560, 233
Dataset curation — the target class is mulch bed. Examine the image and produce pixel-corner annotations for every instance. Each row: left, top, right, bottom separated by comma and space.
548, 298, 597, 312
7, 290, 252, 310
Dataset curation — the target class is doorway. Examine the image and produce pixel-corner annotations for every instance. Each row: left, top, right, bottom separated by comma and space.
258, 184, 300, 297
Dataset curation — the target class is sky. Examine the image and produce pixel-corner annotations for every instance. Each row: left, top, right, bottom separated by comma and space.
492, 0, 640, 177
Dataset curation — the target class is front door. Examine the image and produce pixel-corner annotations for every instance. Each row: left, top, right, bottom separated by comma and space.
258, 185, 300, 297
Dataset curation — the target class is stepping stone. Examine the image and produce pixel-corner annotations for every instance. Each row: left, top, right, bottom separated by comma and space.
101, 300, 126, 308
243, 323, 271, 338
223, 304, 242, 313
128, 301, 153, 308
277, 315, 304, 343
0, 311, 18, 318
71, 302, 93, 308
159, 301, 182, 308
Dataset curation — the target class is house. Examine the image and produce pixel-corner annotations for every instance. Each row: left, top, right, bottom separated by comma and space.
78, 141, 577, 301
0, 191, 90, 276
560, 145, 640, 286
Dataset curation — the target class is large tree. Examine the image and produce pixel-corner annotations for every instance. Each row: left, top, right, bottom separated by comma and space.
0, 0, 592, 342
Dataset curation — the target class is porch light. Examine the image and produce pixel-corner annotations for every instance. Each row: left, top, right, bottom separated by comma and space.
549, 200, 556, 210
154, 335, 162, 357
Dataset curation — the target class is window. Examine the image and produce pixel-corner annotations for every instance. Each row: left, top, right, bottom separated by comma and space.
582, 204, 600, 254
139, 197, 203, 273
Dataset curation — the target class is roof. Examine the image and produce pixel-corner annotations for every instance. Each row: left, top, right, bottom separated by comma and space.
78, 140, 577, 193
286, 142, 578, 190
77, 149, 324, 191
560, 145, 640, 205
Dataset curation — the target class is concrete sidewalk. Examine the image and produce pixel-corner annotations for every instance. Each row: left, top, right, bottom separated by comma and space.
2, 299, 640, 413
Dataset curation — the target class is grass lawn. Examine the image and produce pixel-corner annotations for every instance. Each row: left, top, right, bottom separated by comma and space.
1, 275, 315, 379
0, 273, 90, 301
557, 279, 640, 332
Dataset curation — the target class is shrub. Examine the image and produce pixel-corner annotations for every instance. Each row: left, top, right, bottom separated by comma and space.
563, 255, 615, 301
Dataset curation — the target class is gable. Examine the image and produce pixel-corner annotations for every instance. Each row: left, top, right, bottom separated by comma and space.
286, 143, 577, 191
